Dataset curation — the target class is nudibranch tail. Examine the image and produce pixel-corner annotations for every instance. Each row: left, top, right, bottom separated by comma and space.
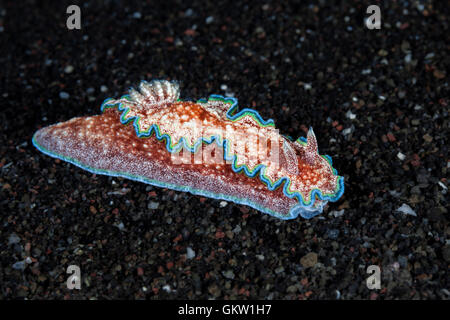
32, 80, 344, 220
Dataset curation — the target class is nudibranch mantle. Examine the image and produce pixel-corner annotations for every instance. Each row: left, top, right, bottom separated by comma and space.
32, 80, 344, 220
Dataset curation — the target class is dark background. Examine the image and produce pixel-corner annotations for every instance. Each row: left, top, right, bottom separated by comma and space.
0, 0, 448, 299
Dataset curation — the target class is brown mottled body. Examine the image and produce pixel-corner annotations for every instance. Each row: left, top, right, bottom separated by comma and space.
34, 109, 298, 215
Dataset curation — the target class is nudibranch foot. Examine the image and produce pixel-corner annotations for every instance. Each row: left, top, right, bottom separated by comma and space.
32, 80, 344, 220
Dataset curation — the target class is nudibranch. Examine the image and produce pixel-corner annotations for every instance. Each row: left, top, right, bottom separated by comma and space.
32, 80, 344, 220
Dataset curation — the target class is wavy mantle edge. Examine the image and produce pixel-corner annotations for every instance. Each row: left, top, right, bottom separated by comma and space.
93, 92, 345, 219
32, 133, 329, 220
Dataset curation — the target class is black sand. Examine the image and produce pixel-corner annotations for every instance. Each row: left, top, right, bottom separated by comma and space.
0, 0, 448, 299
